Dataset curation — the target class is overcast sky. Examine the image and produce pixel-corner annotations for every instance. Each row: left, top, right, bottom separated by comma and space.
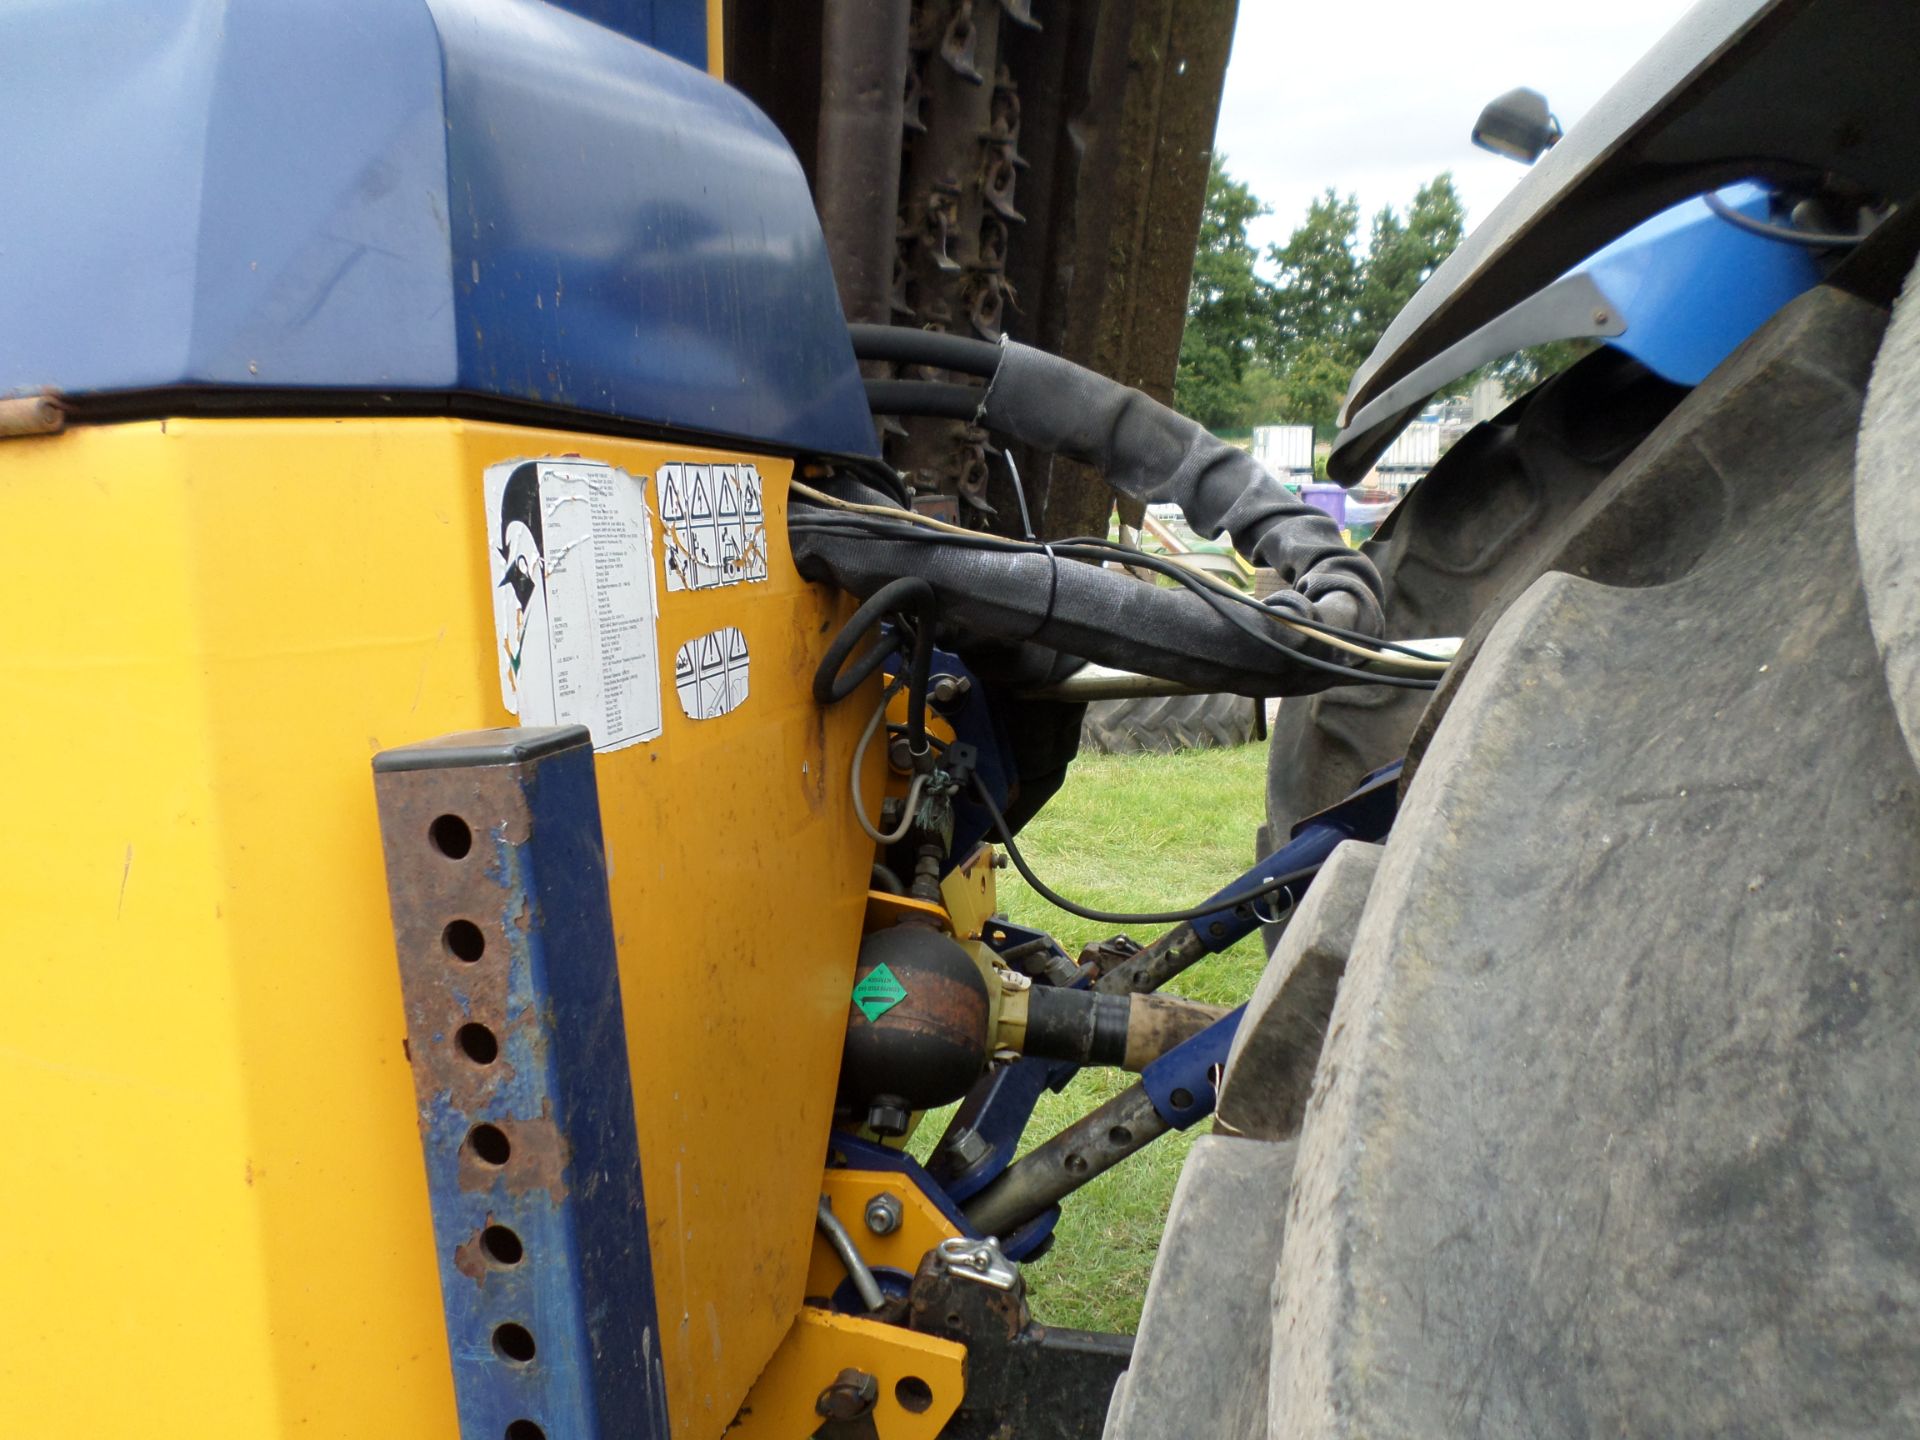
1213, 0, 1692, 263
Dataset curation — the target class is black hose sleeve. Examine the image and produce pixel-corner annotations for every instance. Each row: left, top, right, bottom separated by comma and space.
1023, 986, 1133, 1067
792, 524, 1336, 697
978, 341, 1385, 637
864, 379, 986, 419
849, 324, 1004, 378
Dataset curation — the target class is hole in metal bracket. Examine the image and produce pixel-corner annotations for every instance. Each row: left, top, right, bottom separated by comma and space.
443, 919, 486, 963
481, 1225, 524, 1267
457, 1023, 499, 1065
492, 1322, 537, 1364
430, 814, 473, 859
466, 1124, 511, 1167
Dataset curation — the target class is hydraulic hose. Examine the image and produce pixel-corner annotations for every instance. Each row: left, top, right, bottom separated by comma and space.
849, 323, 1003, 378
864, 378, 986, 420
812, 575, 937, 753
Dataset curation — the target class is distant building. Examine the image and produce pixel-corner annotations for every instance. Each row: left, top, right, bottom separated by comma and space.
1251, 424, 1315, 479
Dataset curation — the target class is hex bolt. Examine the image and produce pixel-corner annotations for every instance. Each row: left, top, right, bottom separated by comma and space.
930, 673, 972, 708
864, 1192, 904, 1236
941, 1125, 993, 1168
816, 1368, 880, 1421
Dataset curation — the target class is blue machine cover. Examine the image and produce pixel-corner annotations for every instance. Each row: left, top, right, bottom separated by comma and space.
0, 0, 877, 458
1577, 183, 1824, 387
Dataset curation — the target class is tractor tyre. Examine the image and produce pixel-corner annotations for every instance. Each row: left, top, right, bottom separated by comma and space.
1261, 344, 1687, 846
1108, 276, 1920, 1438
1080, 692, 1258, 755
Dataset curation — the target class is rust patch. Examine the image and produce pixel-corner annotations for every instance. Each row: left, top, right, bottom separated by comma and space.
501, 1100, 571, 1204
860, 969, 990, 1052
456, 1100, 571, 1206
453, 1229, 490, 1284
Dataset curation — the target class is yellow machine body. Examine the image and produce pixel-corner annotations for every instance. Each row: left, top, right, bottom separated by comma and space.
3, 416, 881, 1435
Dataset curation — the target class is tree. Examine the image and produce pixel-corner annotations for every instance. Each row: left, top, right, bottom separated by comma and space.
1273, 338, 1355, 438
1172, 165, 1474, 438
1354, 175, 1464, 359
1174, 155, 1272, 430
1267, 190, 1361, 367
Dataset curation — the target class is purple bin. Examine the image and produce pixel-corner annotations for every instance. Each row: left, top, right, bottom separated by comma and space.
1301, 483, 1348, 528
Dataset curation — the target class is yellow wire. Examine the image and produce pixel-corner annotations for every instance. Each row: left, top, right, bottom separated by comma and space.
787, 480, 1449, 674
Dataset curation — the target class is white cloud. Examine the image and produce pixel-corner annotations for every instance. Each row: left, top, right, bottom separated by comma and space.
1213, 0, 1694, 262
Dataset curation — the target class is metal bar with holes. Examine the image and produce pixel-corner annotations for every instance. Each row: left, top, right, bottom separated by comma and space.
374, 726, 669, 1440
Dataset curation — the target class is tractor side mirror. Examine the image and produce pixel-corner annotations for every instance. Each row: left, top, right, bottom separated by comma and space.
1471, 87, 1563, 164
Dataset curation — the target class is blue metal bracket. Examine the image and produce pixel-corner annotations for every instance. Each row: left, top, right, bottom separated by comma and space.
1140, 1007, 1245, 1129
1184, 760, 1402, 952
374, 726, 668, 1440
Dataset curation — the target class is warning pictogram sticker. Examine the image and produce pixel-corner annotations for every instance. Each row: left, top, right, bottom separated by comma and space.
661, 461, 768, 592
673, 624, 750, 720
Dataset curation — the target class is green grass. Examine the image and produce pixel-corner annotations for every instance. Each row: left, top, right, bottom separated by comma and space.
908, 743, 1273, 1334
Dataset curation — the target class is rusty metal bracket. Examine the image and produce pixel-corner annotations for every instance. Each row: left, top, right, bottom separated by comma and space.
373, 726, 668, 1440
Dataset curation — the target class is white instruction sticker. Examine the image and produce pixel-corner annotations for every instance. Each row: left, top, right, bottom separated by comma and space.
485, 458, 664, 751
673, 625, 751, 720
659, 462, 769, 591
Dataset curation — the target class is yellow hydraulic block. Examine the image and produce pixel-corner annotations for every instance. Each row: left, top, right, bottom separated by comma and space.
2, 416, 884, 1437
727, 1311, 964, 1440
805, 1169, 963, 1303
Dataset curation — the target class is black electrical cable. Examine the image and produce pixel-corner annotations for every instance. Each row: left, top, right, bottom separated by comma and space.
970, 772, 1320, 925
812, 576, 940, 751
848, 323, 1003, 379
1704, 190, 1866, 249
864, 379, 986, 420
901, 611, 934, 755
1042, 525, 1445, 660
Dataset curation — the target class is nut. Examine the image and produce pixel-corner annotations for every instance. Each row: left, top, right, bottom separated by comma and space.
864, 1191, 904, 1236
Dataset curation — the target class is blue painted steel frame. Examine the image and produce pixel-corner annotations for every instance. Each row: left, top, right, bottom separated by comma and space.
547, 0, 710, 68
375, 727, 668, 1440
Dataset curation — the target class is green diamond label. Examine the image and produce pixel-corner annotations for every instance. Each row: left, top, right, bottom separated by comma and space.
852, 963, 908, 1023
